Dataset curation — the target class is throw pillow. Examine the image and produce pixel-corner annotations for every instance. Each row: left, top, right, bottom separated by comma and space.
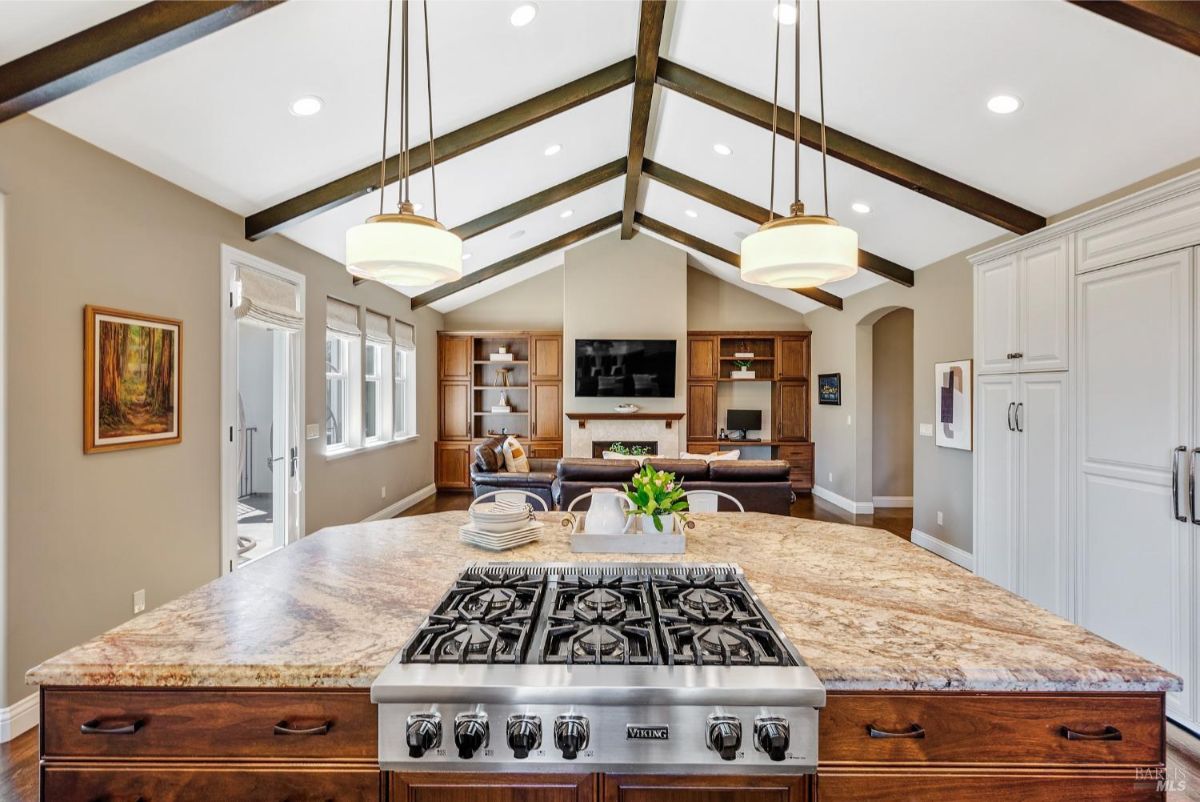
502, 436, 530, 473
680, 449, 741, 462
602, 451, 660, 465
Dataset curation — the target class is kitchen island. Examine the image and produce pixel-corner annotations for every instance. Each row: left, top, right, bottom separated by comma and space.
29, 512, 1178, 800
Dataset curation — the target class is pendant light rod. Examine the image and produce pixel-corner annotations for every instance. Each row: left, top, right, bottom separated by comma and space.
378, 0, 394, 217
768, 0, 782, 221
400, 0, 410, 209
792, 0, 800, 213
816, 0, 829, 215
423, 0, 438, 220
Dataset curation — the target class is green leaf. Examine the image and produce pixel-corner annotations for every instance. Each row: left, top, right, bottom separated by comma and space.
653, 514, 664, 532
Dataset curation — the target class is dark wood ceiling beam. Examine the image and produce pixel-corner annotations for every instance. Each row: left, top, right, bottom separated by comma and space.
1068, 1, 1200, 57
632, 213, 843, 311
642, 159, 914, 287
0, 1, 283, 124
655, 59, 1046, 235
620, 0, 668, 239
452, 159, 625, 241
246, 58, 636, 241
410, 213, 622, 309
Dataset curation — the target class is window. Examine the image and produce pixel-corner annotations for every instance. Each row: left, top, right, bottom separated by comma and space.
394, 321, 417, 439
325, 334, 348, 448
364, 341, 384, 442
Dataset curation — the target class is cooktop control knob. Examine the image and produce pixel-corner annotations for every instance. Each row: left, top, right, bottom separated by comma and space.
754, 716, 790, 762
506, 714, 542, 759
553, 715, 590, 760
454, 712, 488, 759
706, 714, 742, 761
405, 713, 441, 759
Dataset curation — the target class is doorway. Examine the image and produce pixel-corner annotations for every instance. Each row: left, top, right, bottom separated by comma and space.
220, 246, 305, 573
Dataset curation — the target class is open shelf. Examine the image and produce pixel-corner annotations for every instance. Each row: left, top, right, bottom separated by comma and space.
474, 411, 528, 416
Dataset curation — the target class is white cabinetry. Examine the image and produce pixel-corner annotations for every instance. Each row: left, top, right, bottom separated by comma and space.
975, 237, 1069, 375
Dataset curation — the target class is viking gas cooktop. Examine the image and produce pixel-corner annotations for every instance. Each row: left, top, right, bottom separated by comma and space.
371, 563, 826, 774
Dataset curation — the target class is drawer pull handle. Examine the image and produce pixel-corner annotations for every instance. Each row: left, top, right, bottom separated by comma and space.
80, 718, 143, 735
867, 723, 925, 739
274, 720, 332, 736
1062, 725, 1122, 741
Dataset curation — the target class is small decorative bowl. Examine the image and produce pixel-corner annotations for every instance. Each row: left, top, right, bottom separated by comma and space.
614, 403, 640, 414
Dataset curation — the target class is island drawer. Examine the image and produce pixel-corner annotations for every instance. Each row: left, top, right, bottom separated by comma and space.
819, 692, 1164, 766
816, 768, 1163, 801
42, 763, 383, 801
41, 688, 377, 760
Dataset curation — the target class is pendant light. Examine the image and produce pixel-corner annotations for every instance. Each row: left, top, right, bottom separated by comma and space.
346, 0, 462, 287
741, 0, 857, 289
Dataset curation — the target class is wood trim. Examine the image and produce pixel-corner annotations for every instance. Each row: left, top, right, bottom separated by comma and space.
452, 159, 625, 241
642, 159, 914, 287
245, 58, 636, 240
83, 305, 183, 454
654, 59, 1046, 235
632, 213, 844, 310
566, 412, 685, 429
620, 0, 668, 239
410, 213, 622, 309
0, 1, 283, 124
1068, 1, 1200, 57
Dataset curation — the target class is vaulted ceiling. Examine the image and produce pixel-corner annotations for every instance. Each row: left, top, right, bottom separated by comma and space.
4, 0, 1200, 314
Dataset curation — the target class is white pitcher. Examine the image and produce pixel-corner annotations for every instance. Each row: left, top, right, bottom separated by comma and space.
584, 489, 631, 534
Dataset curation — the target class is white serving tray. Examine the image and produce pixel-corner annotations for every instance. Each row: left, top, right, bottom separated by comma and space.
561, 513, 689, 554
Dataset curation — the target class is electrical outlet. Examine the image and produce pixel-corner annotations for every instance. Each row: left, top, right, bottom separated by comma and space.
937, 511, 944, 526
846, 414, 852, 426
920, 423, 933, 437
828, 472, 833, 483
381, 486, 387, 500
133, 589, 146, 615
305, 423, 320, 440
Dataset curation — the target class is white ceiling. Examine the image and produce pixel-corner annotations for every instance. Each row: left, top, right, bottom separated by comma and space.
7, 0, 1200, 315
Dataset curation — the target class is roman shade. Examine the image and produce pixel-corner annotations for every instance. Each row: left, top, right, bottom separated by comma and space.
235, 264, 303, 332
365, 310, 391, 343
326, 297, 361, 338
394, 320, 416, 350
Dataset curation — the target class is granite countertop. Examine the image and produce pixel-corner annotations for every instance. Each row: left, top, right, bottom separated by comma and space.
27, 512, 1181, 693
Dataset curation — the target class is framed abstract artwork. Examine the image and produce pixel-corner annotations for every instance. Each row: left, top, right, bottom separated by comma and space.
934, 359, 972, 451
84, 305, 182, 453
817, 373, 841, 405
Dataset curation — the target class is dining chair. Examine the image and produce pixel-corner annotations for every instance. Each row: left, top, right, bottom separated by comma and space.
469, 489, 549, 512
683, 489, 745, 513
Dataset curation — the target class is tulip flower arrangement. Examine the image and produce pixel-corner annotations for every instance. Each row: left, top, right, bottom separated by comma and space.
623, 464, 689, 533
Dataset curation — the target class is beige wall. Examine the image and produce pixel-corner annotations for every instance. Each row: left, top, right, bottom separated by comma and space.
442, 267, 564, 330
871, 308, 914, 498
687, 268, 811, 330
0, 117, 442, 705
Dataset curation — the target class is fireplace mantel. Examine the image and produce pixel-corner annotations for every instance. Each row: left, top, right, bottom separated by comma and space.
565, 412, 686, 429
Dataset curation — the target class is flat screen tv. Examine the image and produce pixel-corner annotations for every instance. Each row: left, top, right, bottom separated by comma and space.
574, 339, 676, 398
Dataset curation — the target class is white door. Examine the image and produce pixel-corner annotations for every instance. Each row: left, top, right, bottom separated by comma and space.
1018, 238, 1070, 372
1017, 372, 1069, 616
975, 255, 1020, 375
975, 373, 1020, 591
1076, 249, 1193, 721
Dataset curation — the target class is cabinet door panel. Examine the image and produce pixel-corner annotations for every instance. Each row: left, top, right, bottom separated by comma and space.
975, 255, 1019, 374
777, 336, 809, 380
1075, 249, 1193, 721
603, 774, 807, 802
1018, 373, 1069, 617
1019, 237, 1070, 372
532, 335, 563, 381
440, 336, 471, 380
974, 374, 1020, 592
435, 443, 472, 489
775, 382, 808, 442
532, 382, 563, 441
817, 771, 1160, 802
688, 337, 718, 380
395, 772, 596, 802
440, 383, 471, 440
43, 765, 382, 802
688, 383, 717, 442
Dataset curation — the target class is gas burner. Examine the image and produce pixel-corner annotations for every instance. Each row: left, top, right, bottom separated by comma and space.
572, 588, 628, 621
570, 624, 628, 661
460, 587, 521, 619
677, 587, 734, 622
662, 618, 789, 666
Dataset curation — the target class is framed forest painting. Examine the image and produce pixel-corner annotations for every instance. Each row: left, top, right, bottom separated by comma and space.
84, 306, 182, 453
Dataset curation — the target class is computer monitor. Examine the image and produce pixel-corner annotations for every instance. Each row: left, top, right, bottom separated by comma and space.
726, 409, 762, 437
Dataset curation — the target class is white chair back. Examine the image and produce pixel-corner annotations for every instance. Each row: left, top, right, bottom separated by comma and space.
470, 489, 549, 512
683, 490, 745, 513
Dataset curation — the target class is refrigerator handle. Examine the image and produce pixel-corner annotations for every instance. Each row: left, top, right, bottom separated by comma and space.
1172, 446, 1188, 523
1015, 403, 1024, 433
1191, 448, 1199, 525
1006, 402, 1015, 432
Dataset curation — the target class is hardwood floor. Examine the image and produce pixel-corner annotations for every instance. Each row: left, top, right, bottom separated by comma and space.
0, 726, 37, 802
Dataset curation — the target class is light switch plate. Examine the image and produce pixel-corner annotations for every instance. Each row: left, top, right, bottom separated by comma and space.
919, 423, 933, 437
133, 589, 146, 615
306, 423, 320, 440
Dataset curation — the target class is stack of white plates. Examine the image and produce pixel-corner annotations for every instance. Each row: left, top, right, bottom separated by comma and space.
460, 500, 543, 550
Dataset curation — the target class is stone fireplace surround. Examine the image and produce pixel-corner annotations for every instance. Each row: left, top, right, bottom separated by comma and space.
568, 418, 682, 458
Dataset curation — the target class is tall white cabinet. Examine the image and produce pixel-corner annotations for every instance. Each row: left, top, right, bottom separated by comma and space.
972, 171, 1200, 733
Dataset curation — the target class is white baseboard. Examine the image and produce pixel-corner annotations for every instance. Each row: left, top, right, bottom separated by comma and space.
361, 482, 437, 522
872, 495, 913, 508
0, 692, 37, 743
812, 485, 874, 515
910, 528, 975, 571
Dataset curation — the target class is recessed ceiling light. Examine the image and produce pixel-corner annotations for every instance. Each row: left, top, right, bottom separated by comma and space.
684, 209, 698, 219
289, 95, 323, 116
851, 201, 871, 214
712, 143, 732, 156
510, 229, 526, 239
463, 253, 473, 261
510, 3, 537, 27
543, 143, 562, 156
773, 4, 797, 25
987, 94, 1022, 114
559, 209, 574, 219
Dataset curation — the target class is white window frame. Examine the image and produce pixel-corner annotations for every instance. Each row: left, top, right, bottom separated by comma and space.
394, 343, 417, 440
363, 338, 389, 444
325, 332, 362, 454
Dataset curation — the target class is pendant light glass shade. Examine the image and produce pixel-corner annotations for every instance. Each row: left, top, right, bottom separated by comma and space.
740, 214, 858, 288
346, 212, 462, 286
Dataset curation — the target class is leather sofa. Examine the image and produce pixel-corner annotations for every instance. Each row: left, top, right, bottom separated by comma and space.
470, 437, 559, 509
555, 458, 795, 515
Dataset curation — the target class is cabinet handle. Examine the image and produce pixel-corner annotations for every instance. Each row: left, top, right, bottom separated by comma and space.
866, 723, 925, 739
1173, 446, 1188, 522
1015, 402, 1024, 433
1061, 725, 1122, 741
1191, 448, 1199, 525
1006, 402, 1015, 432
274, 720, 332, 736
80, 718, 143, 735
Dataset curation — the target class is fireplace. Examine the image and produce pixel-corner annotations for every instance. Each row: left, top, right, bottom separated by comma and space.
592, 440, 657, 458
